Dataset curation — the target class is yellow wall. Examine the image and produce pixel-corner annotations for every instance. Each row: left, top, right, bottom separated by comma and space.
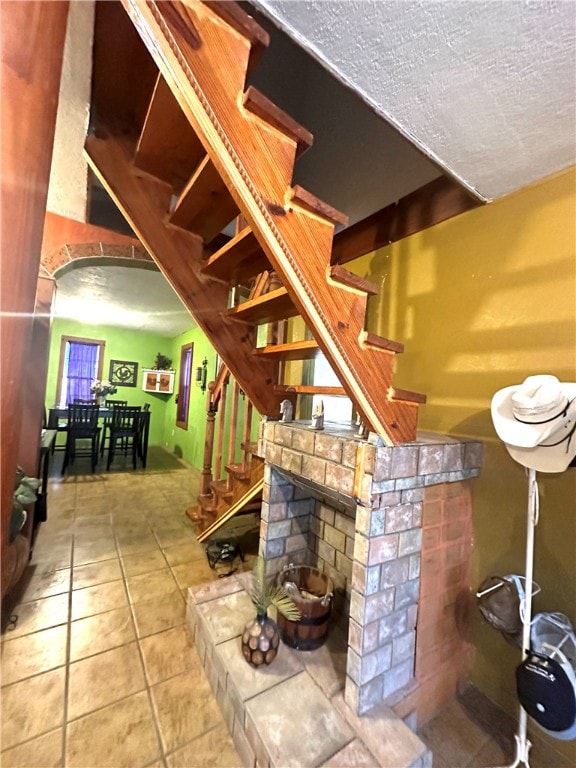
351, 168, 576, 758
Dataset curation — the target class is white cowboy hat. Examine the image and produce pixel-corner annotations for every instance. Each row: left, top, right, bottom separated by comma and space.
491, 375, 576, 473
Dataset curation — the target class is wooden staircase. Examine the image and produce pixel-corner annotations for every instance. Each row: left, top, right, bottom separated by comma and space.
85, 0, 425, 448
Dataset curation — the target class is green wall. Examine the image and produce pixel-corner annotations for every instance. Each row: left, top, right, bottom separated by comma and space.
348, 168, 576, 760
46, 318, 176, 448
163, 326, 258, 472
162, 326, 218, 468
47, 318, 258, 474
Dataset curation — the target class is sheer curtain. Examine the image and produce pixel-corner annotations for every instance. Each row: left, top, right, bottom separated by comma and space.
65, 342, 99, 404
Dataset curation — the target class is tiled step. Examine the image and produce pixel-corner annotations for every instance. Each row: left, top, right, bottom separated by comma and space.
187, 577, 431, 768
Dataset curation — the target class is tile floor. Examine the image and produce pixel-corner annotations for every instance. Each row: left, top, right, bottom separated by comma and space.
1, 446, 573, 767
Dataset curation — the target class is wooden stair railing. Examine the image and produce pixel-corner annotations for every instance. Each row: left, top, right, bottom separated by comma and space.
189, 365, 262, 535
87, 0, 425, 446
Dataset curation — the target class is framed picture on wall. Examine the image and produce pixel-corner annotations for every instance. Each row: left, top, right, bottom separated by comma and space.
109, 359, 139, 388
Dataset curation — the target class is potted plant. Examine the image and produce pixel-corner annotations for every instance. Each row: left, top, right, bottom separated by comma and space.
153, 353, 172, 370
241, 557, 301, 667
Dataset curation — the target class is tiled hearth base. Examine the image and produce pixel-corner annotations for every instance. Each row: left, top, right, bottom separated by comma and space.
186, 575, 432, 768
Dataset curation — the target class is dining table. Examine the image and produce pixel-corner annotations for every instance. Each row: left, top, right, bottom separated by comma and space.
47, 406, 151, 468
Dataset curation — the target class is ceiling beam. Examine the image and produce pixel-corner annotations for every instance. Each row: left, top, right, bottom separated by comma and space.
331, 176, 480, 266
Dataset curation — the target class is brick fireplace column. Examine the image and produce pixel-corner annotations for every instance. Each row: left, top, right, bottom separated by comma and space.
260, 421, 483, 721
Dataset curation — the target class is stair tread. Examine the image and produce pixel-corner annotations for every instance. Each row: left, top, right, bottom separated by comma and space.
290, 185, 348, 228
390, 387, 427, 405
243, 86, 313, 158
363, 331, 404, 354
197, 493, 218, 512
202, 226, 270, 282
203, 1, 269, 75
227, 287, 299, 325
330, 266, 379, 295
211, 479, 233, 499
169, 155, 238, 242
254, 339, 320, 361
225, 462, 250, 479
274, 384, 347, 396
134, 74, 205, 189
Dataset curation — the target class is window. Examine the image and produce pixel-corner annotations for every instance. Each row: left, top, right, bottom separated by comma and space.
312, 353, 353, 423
56, 336, 105, 406
176, 343, 193, 429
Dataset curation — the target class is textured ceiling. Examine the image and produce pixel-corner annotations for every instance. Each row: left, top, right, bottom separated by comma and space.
252, 0, 576, 200
53, 265, 194, 338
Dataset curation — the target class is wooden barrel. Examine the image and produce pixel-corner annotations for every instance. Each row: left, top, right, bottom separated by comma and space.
276, 565, 333, 651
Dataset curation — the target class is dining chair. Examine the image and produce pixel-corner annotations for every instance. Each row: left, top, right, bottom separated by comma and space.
73, 398, 98, 405
136, 403, 150, 465
106, 406, 141, 470
61, 403, 101, 474
100, 399, 128, 457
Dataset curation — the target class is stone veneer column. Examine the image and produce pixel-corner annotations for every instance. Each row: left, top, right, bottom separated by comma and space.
259, 420, 483, 719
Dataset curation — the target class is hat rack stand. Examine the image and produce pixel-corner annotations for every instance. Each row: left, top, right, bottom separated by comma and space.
494, 467, 539, 768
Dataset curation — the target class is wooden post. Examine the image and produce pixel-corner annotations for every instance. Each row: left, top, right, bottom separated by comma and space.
214, 378, 228, 481
1, 0, 69, 598
200, 382, 216, 495
226, 382, 240, 490
242, 398, 253, 469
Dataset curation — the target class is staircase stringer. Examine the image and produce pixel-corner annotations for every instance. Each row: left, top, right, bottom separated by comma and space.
84, 132, 280, 417
123, 0, 418, 444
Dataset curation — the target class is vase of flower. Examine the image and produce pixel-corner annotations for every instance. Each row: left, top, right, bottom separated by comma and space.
90, 380, 118, 404
241, 558, 301, 668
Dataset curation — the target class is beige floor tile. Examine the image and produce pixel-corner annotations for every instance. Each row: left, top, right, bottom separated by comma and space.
162, 540, 206, 567
0, 727, 63, 768
140, 626, 199, 685
131, 590, 186, 638
1, 592, 69, 640
166, 722, 242, 768
66, 691, 161, 768
17, 566, 71, 602
152, 528, 196, 549
70, 606, 135, 661
172, 560, 218, 589
1, 624, 68, 686
31, 539, 73, 570
68, 641, 146, 720
171, 560, 217, 591
74, 541, 118, 566
121, 549, 168, 577
71, 579, 127, 620
126, 568, 178, 605
0, 668, 65, 751
72, 557, 123, 590
117, 535, 160, 558
151, 669, 223, 753
74, 531, 116, 549
419, 699, 492, 768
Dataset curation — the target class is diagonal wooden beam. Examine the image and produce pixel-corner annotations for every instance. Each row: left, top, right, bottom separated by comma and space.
85, 131, 280, 416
